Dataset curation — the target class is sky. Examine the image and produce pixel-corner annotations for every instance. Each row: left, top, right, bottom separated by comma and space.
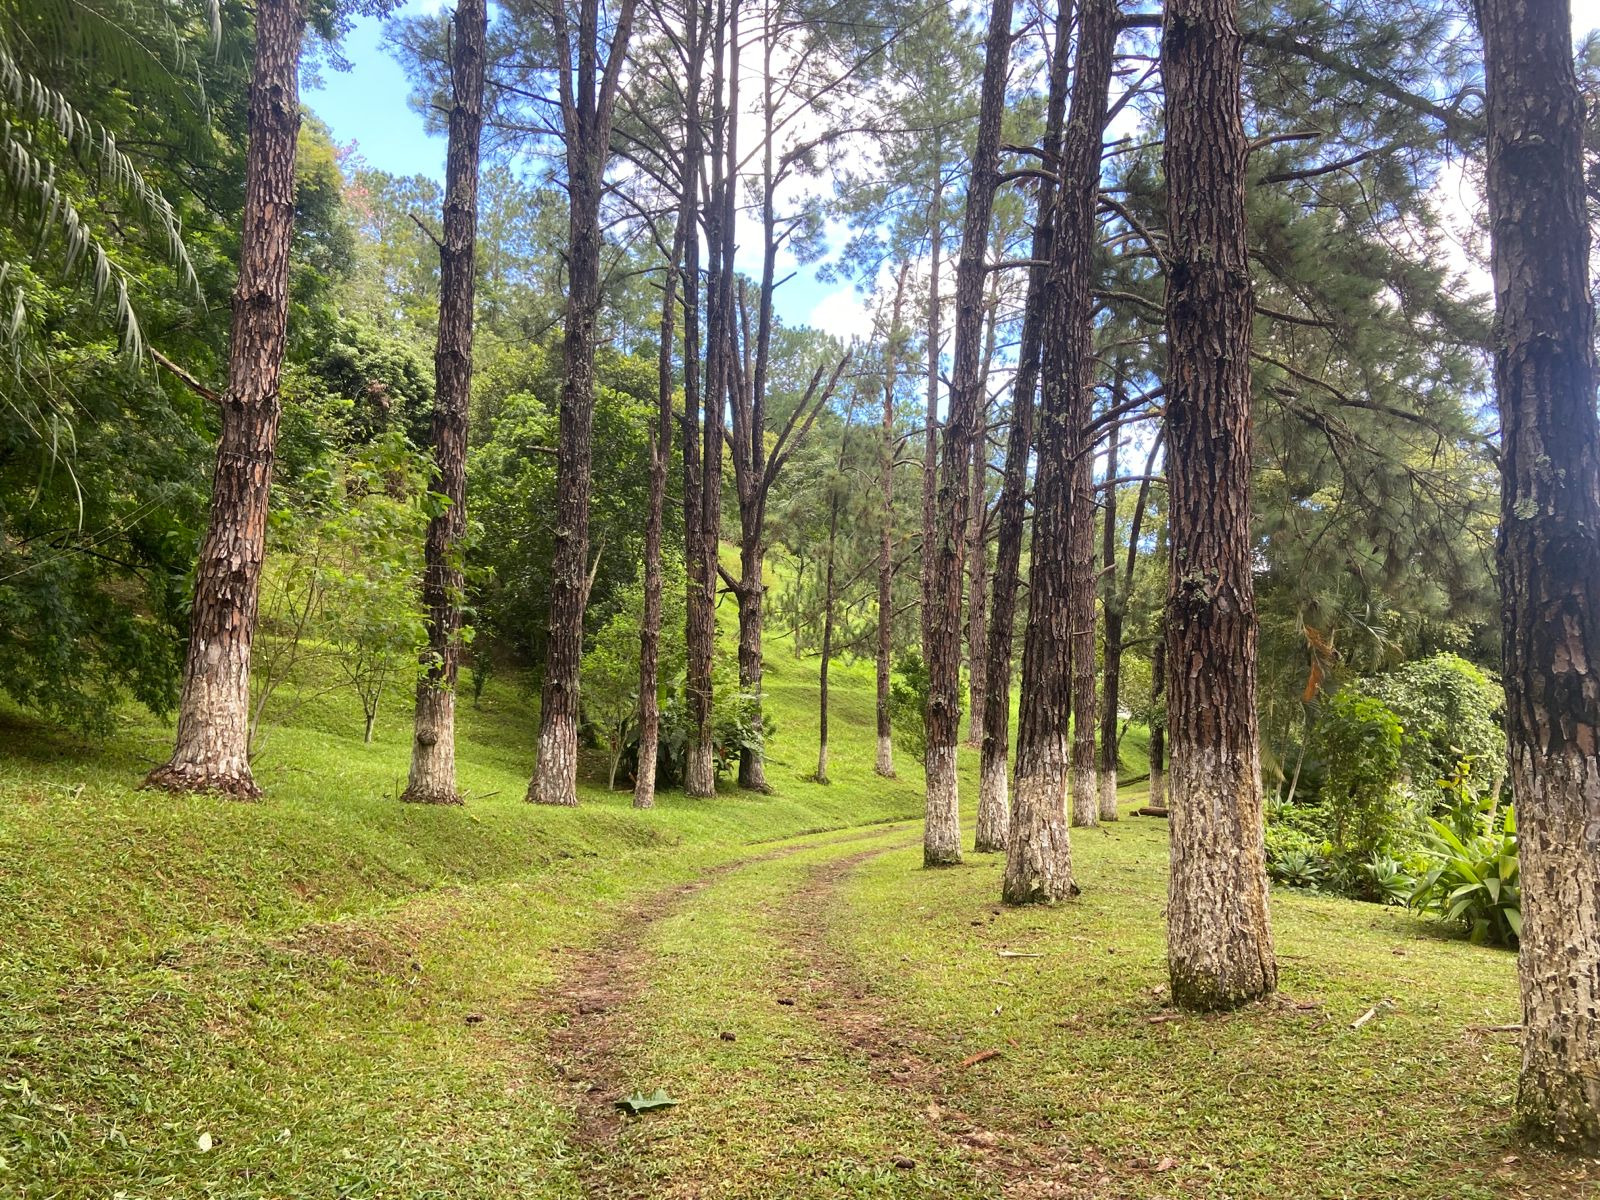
308, 3, 1600, 337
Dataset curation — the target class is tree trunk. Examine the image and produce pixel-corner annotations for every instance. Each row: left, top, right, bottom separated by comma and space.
817, 490, 841, 784
531, 168, 602, 807
364, 709, 377, 745
920, 145, 943, 671
976, 16, 1069, 855
1068, 432, 1099, 827
685, 0, 733, 799
876, 265, 910, 779
1004, 0, 1116, 904
634, 220, 684, 810
1148, 633, 1166, 809
964, 289, 999, 748
145, 0, 304, 800
404, 0, 485, 806
924, 0, 1013, 869
1480, 0, 1600, 1150
1097, 419, 1121, 821
1160, 0, 1277, 1009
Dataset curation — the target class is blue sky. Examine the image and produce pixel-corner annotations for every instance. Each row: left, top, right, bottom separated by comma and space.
308, 12, 862, 335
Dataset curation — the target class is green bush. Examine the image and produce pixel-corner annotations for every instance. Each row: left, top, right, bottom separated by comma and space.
1364, 654, 1506, 797
1268, 847, 1327, 890
888, 651, 930, 764
1317, 691, 1407, 891
1407, 802, 1520, 948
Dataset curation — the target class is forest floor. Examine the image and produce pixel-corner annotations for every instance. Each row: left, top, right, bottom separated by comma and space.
3, 628, 1596, 1197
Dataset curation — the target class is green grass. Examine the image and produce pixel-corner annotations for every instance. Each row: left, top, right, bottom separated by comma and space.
3, 580, 1590, 1198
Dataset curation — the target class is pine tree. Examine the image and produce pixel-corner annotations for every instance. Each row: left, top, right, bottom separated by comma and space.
1160, 0, 1277, 1008
145, 0, 305, 798
403, 0, 487, 806
530, 0, 638, 806
1479, 0, 1600, 1150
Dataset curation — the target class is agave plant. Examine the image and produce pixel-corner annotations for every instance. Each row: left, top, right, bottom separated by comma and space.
1407, 804, 1520, 947
1268, 847, 1326, 891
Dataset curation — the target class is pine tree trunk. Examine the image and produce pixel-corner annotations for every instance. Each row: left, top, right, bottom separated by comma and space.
531, 0, 636, 806
145, 0, 304, 800
876, 267, 909, 779
531, 163, 603, 807
1160, 0, 1276, 1009
977, 19, 1068, 856
1479, 0, 1600, 1150
1068, 440, 1099, 827
736, 540, 769, 790
684, 1, 732, 800
920, 154, 942, 672
924, 0, 1013, 869
1097, 420, 1121, 822
816, 491, 841, 784
404, 0, 485, 807
1004, 0, 1116, 903
634, 221, 684, 811
1148, 634, 1167, 810
965, 408, 990, 748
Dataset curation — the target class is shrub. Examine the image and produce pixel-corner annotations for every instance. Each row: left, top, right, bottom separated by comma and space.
888, 651, 931, 764
1269, 848, 1327, 890
1316, 690, 1407, 889
1364, 654, 1506, 797
1362, 853, 1412, 906
1408, 800, 1520, 948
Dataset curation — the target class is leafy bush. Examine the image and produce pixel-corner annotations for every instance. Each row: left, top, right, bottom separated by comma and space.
1363, 853, 1412, 906
1407, 802, 1520, 947
1363, 654, 1506, 797
1269, 848, 1326, 890
888, 651, 930, 764
1316, 690, 1408, 890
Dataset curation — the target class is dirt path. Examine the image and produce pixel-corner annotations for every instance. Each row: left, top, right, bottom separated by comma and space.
537, 822, 917, 1196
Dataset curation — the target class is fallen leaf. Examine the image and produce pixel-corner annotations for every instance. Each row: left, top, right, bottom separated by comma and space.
615, 1088, 678, 1115
1155, 1156, 1177, 1172
196, 1132, 213, 1153
892, 1157, 916, 1170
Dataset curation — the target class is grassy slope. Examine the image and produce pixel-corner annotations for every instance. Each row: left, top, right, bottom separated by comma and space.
1, 557, 1570, 1198
0, 588, 937, 1198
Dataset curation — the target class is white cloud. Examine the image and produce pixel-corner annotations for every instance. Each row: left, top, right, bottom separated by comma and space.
805, 287, 871, 340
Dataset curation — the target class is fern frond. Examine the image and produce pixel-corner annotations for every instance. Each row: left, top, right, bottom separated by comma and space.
0, 126, 144, 361
0, 45, 201, 300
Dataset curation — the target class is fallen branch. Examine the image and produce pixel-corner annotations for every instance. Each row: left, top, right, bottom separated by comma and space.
959, 1048, 1001, 1068
1350, 999, 1395, 1030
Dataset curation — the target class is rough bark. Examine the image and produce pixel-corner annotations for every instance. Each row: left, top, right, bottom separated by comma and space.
403, 0, 485, 807
876, 265, 910, 779
145, 0, 304, 799
1160, 0, 1277, 1008
1480, 0, 1600, 1151
976, 14, 1070, 856
816, 487, 842, 784
924, 0, 1013, 869
1004, 0, 1116, 904
1148, 633, 1167, 810
530, 0, 638, 806
684, 0, 734, 799
1096, 419, 1121, 822
634, 221, 685, 811
920, 149, 943, 672
1067, 430, 1099, 828
964, 287, 1000, 749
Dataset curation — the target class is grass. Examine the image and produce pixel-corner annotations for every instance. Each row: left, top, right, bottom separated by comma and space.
2, 579, 1590, 1198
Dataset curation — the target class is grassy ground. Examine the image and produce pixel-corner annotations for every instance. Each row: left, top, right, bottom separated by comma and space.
2, 596, 1589, 1197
